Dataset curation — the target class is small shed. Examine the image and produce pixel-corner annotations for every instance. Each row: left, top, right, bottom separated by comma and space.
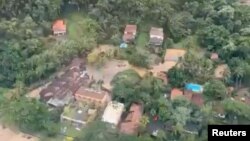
52, 19, 66, 36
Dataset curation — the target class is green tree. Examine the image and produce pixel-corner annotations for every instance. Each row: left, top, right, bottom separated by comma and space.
203, 79, 227, 100
198, 24, 230, 51
167, 66, 188, 88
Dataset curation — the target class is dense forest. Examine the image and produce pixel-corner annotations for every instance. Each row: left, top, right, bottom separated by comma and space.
0, 0, 250, 141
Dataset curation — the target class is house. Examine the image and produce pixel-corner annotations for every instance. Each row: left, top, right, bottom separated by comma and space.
184, 90, 204, 107
214, 64, 228, 79
150, 49, 186, 75
170, 88, 183, 100
185, 83, 203, 93
210, 53, 219, 60
119, 103, 143, 135
69, 58, 86, 70
52, 20, 66, 36
74, 87, 110, 107
40, 79, 74, 107
240, 0, 250, 5
39, 59, 90, 107
191, 94, 204, 107
102, 101, 125, 127
123, 25, 137, 43
61, 102, 97, 129
149, 27, 164, 46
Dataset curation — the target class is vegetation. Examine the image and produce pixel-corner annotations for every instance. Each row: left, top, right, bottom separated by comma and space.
203, 80, 228, 101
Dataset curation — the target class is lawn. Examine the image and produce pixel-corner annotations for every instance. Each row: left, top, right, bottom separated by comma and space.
0, 87, 10, 95
136, 21, 153, 48
65, 12, 98, 41
173, 35, 199, 49
66, 13, 86, 41
136, 32, 148, 48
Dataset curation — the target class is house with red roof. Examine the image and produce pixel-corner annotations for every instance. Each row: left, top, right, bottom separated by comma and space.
184, 90, 204, 107
170, 88, 184, 100
119, 103, 143, 135
210, 53, 219, 60
52, 20, 66, 36
123, 24, 137, 43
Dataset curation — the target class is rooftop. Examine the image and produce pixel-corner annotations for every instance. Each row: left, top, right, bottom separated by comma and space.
75, 87, 108, 100
52, 20, 66, 31
62, 103, 97, 124
164, 49, 186, 62
102, 101, 125, 126
150, 27, 164, 38
210, 53, 219, 60
124, 25, 137, 34
184, 90, 204, 107
171, 88, 184, 100
119, 103, 143, 134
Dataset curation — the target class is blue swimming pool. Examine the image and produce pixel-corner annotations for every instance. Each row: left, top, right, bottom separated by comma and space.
185, 83, 203, 93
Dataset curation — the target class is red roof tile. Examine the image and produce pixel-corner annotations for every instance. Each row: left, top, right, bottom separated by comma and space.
124, 25, 137, 34
52, 20, 66, 32
191, 94, 204, 107
171, 88, 184, 100
120, 103, 143, 135
210, 53, 219, 60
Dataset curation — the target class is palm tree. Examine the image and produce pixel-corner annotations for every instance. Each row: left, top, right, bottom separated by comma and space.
234, 66, 244, 89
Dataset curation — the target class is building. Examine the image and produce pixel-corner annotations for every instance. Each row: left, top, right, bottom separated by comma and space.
61, 103, 97, 129
184, 90, 204, 107
149, 27, 164, 46
240, 0, 250, 5
119, 103, 143, 135
185, 83, 203, 93
123, 25, 137, 43
170, 88, 184, 100
52, 20, 66, 36
210, 53, 219, 60
150, 49, 186, 75
74, 87, 110, 107
214, 64, 228, 79
102, 101, 125, 127
39, 59, 90, 107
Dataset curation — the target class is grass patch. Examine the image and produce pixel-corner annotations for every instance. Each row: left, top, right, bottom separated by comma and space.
0, 87, 10, 95
66, 13, 87, 41
173, 36, 199, 49
65, 12, 98, 41
136, 32, 148, 48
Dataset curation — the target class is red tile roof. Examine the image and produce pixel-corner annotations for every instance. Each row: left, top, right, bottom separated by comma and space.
191, 94, 204, 107
123, 24, 137, 42
171, 88, 184, 100
120, 103, 143, 135
184, 90, 204, 107
124, 25, 137, 34
52, 20, 66, 32
210, 53, 219, 60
